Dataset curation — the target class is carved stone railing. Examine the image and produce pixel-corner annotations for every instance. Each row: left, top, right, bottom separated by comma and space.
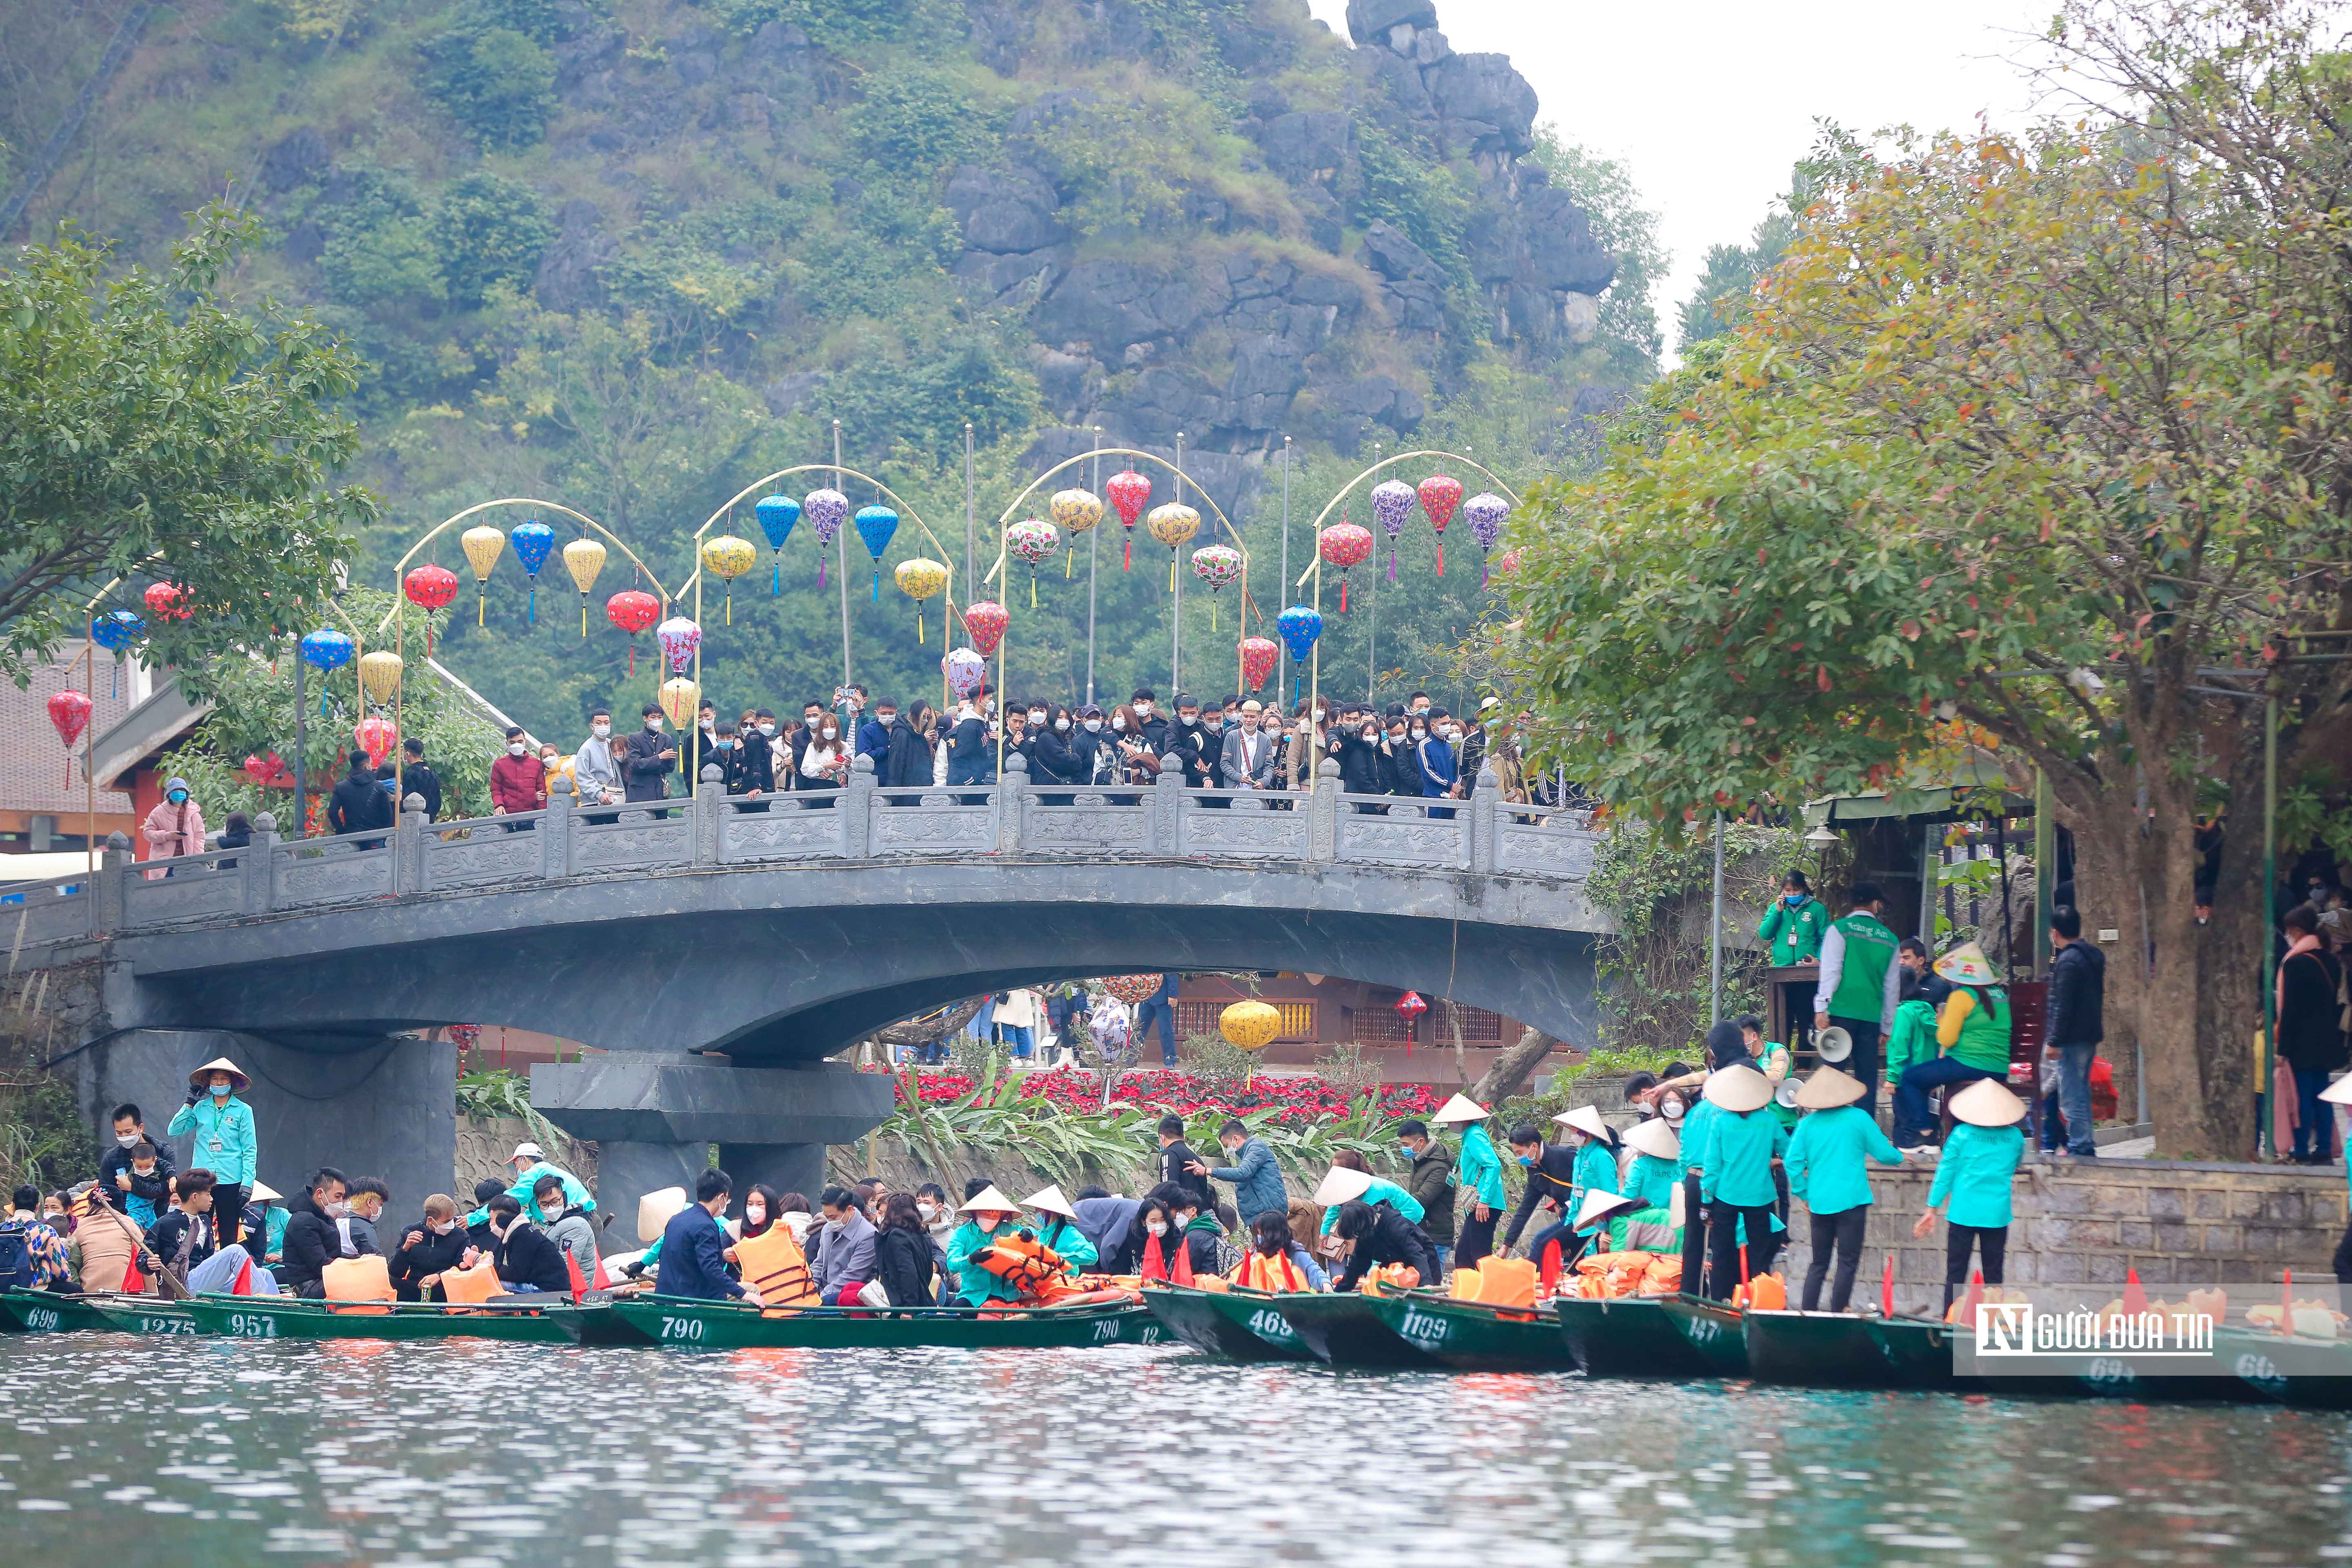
5, 750, 1601, 949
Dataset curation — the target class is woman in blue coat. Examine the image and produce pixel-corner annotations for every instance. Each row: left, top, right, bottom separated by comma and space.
1914, 1078, 2027, 1314
1432, 1095, 1507, 1270
1783, 1067, 1904, 1312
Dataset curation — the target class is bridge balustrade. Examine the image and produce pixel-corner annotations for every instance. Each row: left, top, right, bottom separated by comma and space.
8, 749, 1600, 948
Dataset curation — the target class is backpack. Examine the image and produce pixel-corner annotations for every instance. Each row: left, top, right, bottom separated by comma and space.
0, 1220, 36, 1290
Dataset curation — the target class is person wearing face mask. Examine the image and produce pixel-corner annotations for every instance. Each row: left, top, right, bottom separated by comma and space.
1198, 700, 1229, 792
797, 713, 849, 795
945, 693, 995, 789
1429, 1095, 1507, 1271
624, 703, 679, 811
1416, 706, 1461, 818
1394, 1118, 1459, 1277
914, 1183, 957, 1250
138, 774, 207, 876
571, 709, 622, 817
531, 1173, 599, 1287
806, 1186, 878, 1305
339, 1177, 389, 1259
1382, 717, 1420, 800
472, 1193, 572, 1295
391, 1194, 472, 1301
715, 721, 772, 808
1109, 705, 1161, 789
1336, 714, 1387, 804
943, 1186, 1029, 1305
1280, 698, 1316, 793
100, 1103, 175, 1228
873, 1191, 942, 1307
1123, 688, 1166, 753
1499, 1126, 1582, 1279
278, 1167, 351, 1297
167, 1058, 257, 1250
1067, 705, 1114, 788
1164, 695, 1213, 790
1132, 1196, 1192, 1283
489, 725, 547, 824
1195, 1117, 1285, 1230
879, 701, 929, 795
855, 697, 895, 765
1028, 704, 1080, 802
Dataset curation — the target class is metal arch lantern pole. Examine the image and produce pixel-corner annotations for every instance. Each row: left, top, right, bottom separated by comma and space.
1172, 430, 1185, 695
1087, 426, 1101, 708
1709, 812, 1726, 1029
964, 423, 976, 606
1279, 435, 1292, 709
834, 420, 851, 704
292, 640, 306, 837
81, 623, 94, 876
1366, 441, 1381, 704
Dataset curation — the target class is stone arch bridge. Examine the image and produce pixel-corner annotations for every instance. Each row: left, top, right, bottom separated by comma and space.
9, 755, 1609, 1211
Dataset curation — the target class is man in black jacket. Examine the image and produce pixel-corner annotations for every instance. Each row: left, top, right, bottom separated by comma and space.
475, 1194, 572, 1294
389, 1194, 471, 1301
2045, 906, 2107, 1159
1500, 1126, 1581, 1262
1154, 1115, 1213, 1207
1330, 1198, 1441, 1291
398, 737, 442, 820
278, 1167, 349, 1298
1129, 688, 1169, 754
326, 750, 392, 846
717, 722, 771, 802
624, 703, 679, 808
98, 1102, 174, 1227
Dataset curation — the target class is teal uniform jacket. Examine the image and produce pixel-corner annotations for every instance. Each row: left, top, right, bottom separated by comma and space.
1926, 1123, 2025, 1228
1320, 1175, 1426, 1234
1627, 1152, 1679, 1212
1568, 1139, 1622, 1235
167, 1094, 258, 1188
1458, 1123, 1508, 1210
944, 1219, 1027, 1305
1697, 1107, 1787, 1207
1884, 998, 1941, 1084
1034, 1215, 1098, 1272
466, 1160, 596, 1229
1784, 1105, 1904, 1216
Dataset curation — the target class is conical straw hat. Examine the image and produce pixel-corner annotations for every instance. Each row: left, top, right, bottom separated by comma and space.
1428, 1093, 1490, 1124
1702, 1064, 1774, 1114
1933, 940, 2000, 986
187, 1056, 249, 1093
959, 1183, 1020, 1215
1794, 1067, 1868, 1110
1575, 1187, 1642, 1229
1312, 1167, 1373, 1207
248, 1181, 282, 1204
2323, 1075, 2352, 1106
637, 1186, 688, 1244
1021, 1183, 1078, 1219
1624, 1118, 1680, 1162
1950, 1078, 2027, 1127
1552, 1105, 1610, 1140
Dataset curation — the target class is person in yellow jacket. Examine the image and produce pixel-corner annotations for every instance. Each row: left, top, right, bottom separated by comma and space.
1892, 942, 2013, 1151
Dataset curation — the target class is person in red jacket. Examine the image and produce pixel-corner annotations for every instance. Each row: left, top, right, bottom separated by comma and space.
489, 726, 546, 828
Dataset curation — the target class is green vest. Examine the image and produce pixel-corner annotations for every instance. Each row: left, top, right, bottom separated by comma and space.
1951, 985, 2012, 1073
1828, 913, 1898, 1022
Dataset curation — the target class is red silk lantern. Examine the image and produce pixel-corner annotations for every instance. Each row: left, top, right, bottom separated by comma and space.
143, 581, 192, 621
404, 564, 460, 654
243, 752, 290, 788
1417, 475, 1463, 576
1319, 522, 1373, 612
1238, 636, 1278, 691
606, 589, 660, 675
1105, 470, 1152, 571
353, 715, 399, 769
47, 690, 91, 784
1394, 989, 1428, 1055
962, 600, 1008, 658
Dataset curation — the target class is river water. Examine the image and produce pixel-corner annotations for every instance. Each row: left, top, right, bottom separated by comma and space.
3, 1336, 2348, 1566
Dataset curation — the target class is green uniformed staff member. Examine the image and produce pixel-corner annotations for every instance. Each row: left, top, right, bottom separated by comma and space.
1760, 869, 1828, 1054
1784, 1067, 1904, 1312
1813, 880, 1903, 1117
1914, 1078, 2028, 1315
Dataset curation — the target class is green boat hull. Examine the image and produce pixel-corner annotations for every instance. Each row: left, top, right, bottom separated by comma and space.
82, 1297, 200, 1336
1656, 1294, 1751, 1376
608, 1294, 1165, 1350
566, 1301, 664, 1346
1554, 1294, 1717, 1379
1742, 1310, 1895, 1387
1860, 1315, 1968, 1389
1144, 1286, 1317, 1361
0, 1290, 116, 1334
1367, 1291, 1579, 1372
1272, 1291, 1445, 1368
2214, 1327, 2352, 1409
180, 1295, 580, 1343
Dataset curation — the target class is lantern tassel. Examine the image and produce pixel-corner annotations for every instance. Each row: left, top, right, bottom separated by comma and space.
1065, 551, 1073, 579
1340, 577, 1349, 614
581, 598, 589, 640
726, 587, 733, 626
477, 585, 486, 626
872, 568, 881, 604
1168, 556, 1176, 592
1123, 537, 1132, 571
628, 643, 636, 677
772, 559, 781, 596
1436, 542, 1445, 577
1029, 572, 1037, 609
528, 584, 537, 625
818, 557, 828, 590
1388, 548, 1398, 583
918, 608, 925, 645
1482, 557, 1490, 587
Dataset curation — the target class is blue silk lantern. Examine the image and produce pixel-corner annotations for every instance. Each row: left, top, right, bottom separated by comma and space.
755, 494, 802, 595
1276, 604, 1322, 713
510, 520, 555, 625
299, 626, 355, 716
91, 610, 144, 697
853, 504, 900, 602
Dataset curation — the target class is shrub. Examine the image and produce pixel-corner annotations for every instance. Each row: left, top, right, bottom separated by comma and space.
432, 172, 555, 309
421, 24, 558, 150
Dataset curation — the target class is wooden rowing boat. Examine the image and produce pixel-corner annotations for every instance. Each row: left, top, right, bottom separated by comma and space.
1267, 1290, 1446, 1368
81, 1296, 200, 1336
1552, 1294, 1717, 1378
178, 1294, 581, 1342
1741, 1308, 1897, 1386
0, 1288, 117, 1334
1140, 1284, 1318, 1361
1363, 1289, 1580, 1372
1654, 1293, 1751, 1376
2212, 1325, 2352, 1408
605, 1293, 1165, 1349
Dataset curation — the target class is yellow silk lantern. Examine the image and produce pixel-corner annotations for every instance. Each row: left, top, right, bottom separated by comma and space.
1147, 503, 1200, 590
562, 538, 607, 638
701, 534, 757, 624
1051, 488, 1104, 577
1221, 998, 1283, 1087
894, 557, 948, 644
359, 650, 403, 707
659, 676, 701, 728
460, 526, 506, 625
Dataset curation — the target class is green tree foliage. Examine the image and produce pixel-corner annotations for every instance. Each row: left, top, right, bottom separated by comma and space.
432, 173, 555, 309
0, 203, 370, 685
419, 4, 559, 151
1505, 0, 2352, 1156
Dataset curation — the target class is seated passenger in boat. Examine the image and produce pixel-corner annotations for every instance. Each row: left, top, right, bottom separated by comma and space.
477, 1195, 572, 1296
655, 1170, 764, 1306
149, 1169, 277, 1295
1020, 1185, 1098, 1274
1150, 1184, 1228, 1276
811, 1187, 878, 1305
67, 1185, 151, 1294
1329, 1197, 1440, 1292
1313, 1152, 1424, 1238
1134, 1197, 1194, 1284
873, 1192, 941, 1306
389, 1194, 470, 1301
1229, 1210, 1327, 1292
1069, 1186, 1144, 1274
944, 1185, 1028, 1306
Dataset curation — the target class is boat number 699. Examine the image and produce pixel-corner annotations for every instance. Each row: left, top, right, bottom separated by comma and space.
660, 1316, 706, 1341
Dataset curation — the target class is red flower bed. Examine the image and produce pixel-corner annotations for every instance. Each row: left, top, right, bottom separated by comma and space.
891, 1066, 1448, 1126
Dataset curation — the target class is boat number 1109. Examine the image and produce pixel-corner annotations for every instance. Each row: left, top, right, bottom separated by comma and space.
660, 1316, 706, 1341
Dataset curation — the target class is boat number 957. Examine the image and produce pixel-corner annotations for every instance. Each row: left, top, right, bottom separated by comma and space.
660, 1316, 706, 1341
1401, 1307, 1450, 1344
225, 1313, 277, 1338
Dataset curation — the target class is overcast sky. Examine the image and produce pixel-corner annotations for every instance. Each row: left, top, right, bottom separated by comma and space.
1303, 0, 2056, 358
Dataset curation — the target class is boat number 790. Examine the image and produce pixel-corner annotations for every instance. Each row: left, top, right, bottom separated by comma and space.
1091, 1319, 1123, 1343
660, 1316, 706, 1341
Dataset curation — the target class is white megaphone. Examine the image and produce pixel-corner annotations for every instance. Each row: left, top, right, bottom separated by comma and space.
1775, 1078, 1802, 1108
1816, 1026, 1853, 1065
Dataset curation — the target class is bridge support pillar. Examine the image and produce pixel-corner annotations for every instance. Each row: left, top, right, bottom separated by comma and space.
64, 1028, 455, 1218
531, 1057, 891, 1218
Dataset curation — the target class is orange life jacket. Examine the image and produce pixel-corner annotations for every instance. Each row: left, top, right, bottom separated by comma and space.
1230, 1248, 1312, 1293
974, 1231, 1067, 1294
1139, 1232, 1194, 1286
734, 1224, 819, 1310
